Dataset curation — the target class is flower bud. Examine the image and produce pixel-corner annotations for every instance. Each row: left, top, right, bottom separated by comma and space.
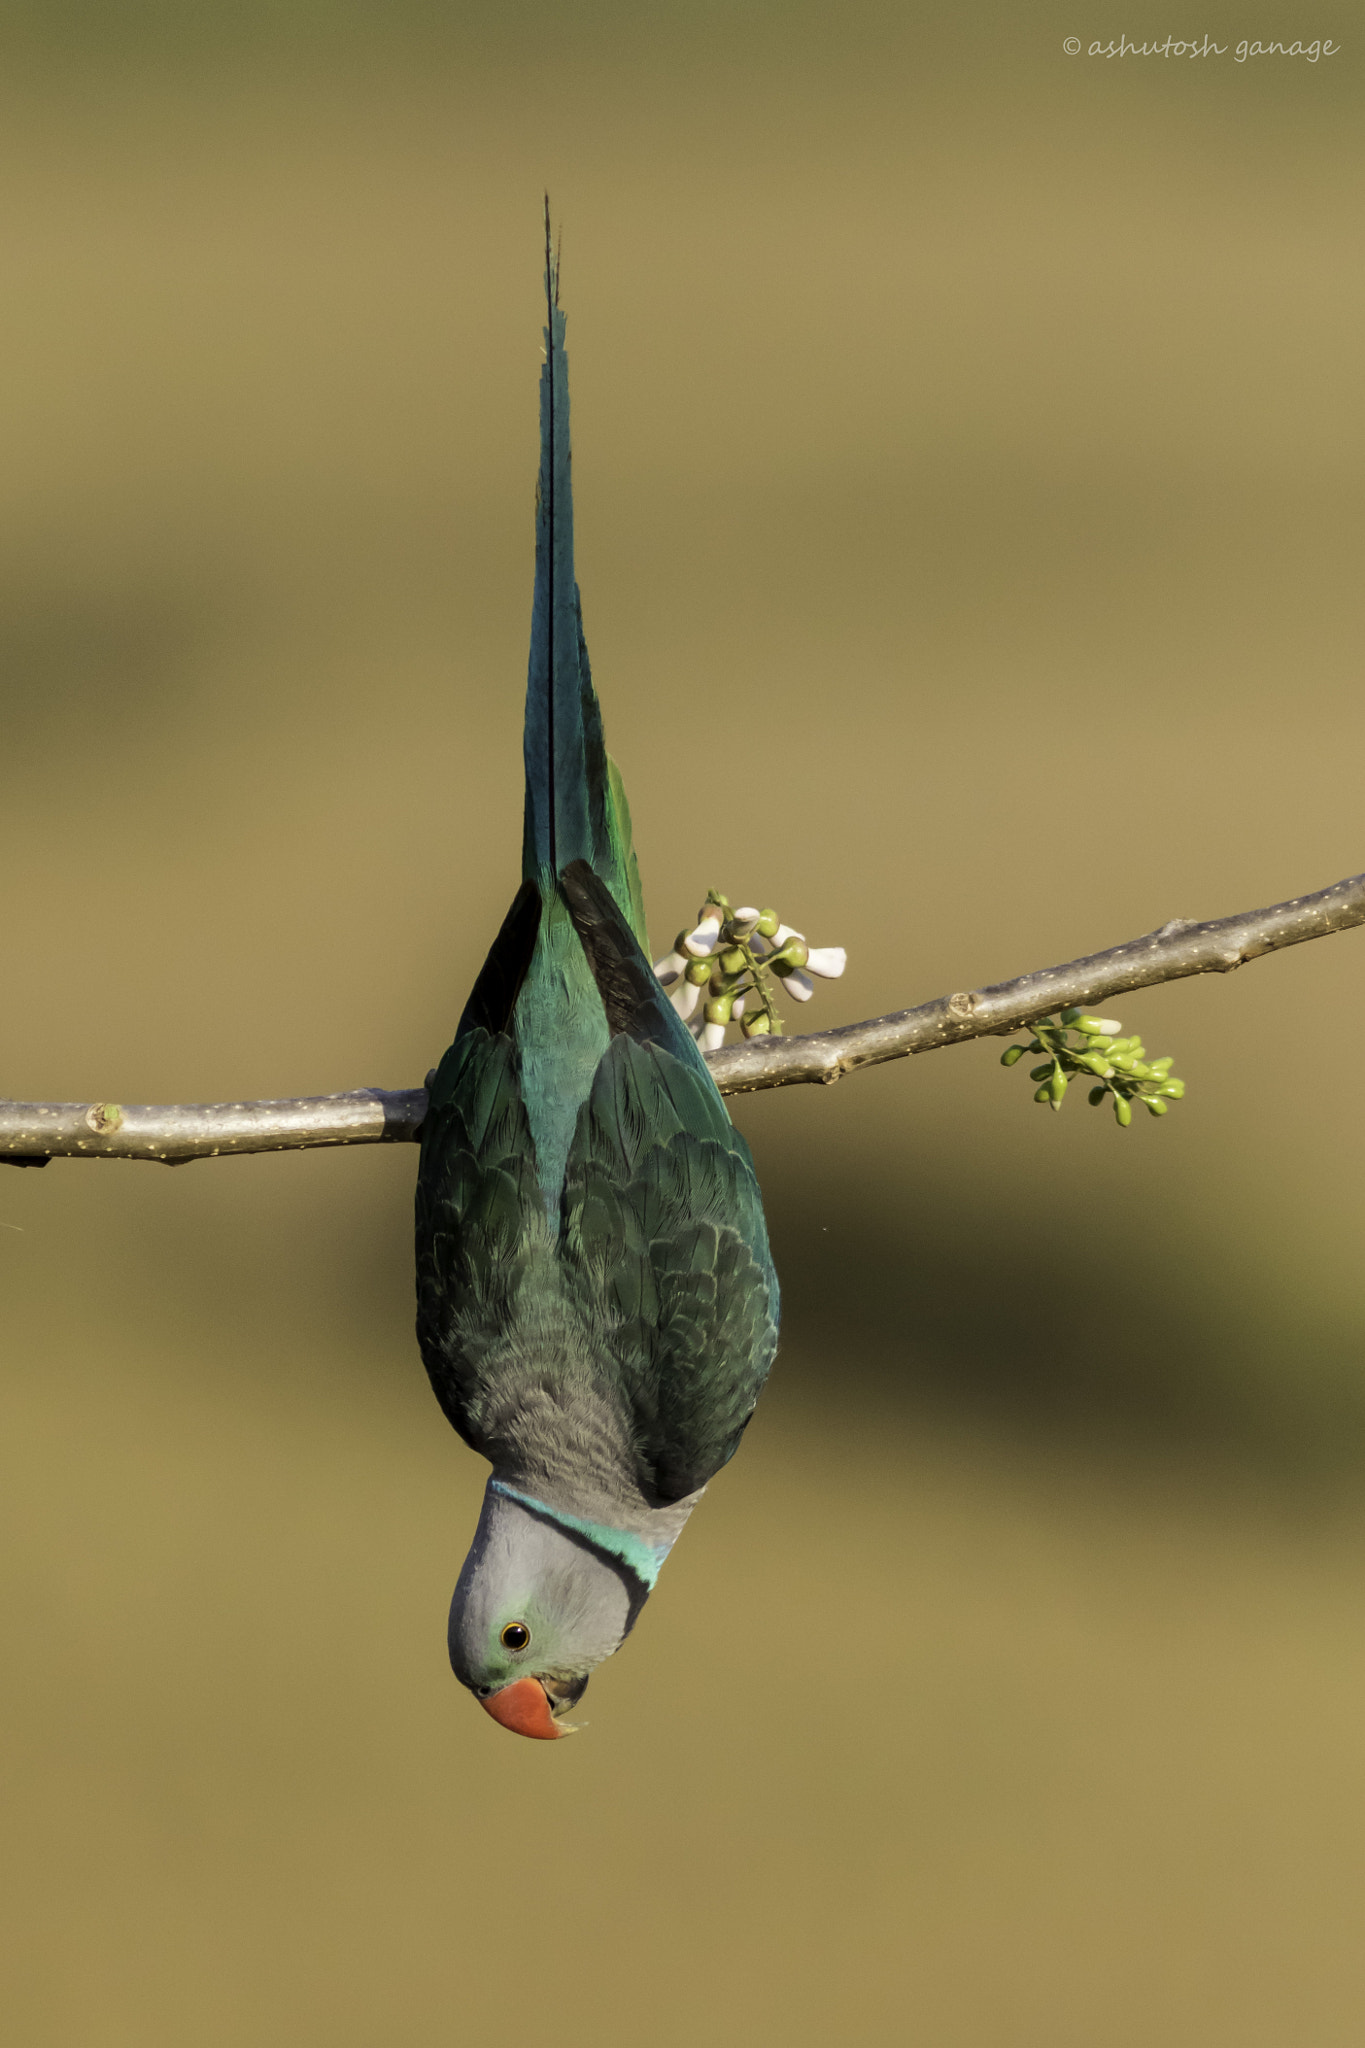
679, 916, 722, 959
720, 947, 747, 975
1145, 1097, 1169, 1116
1034, 1083, 1051, 1104
1001, 1045, 1026, 1067
705, 994, 734, 1026
685, 957, 712, 986
1078, 1016, 1123, 1035
1113, 1096, 1132, 1127
756, 909, 780, 937
741, 1012, 772, 1038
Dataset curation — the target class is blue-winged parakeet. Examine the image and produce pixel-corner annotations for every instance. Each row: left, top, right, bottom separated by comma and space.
414, 227, 780, 1739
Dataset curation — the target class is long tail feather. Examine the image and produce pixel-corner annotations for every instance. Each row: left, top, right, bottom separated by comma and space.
522, 203, 647, 946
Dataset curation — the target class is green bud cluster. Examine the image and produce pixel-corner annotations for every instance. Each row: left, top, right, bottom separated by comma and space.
999, 1007, 1185, 1129
697, 890, 786, 1040
659, 890, 847, 1045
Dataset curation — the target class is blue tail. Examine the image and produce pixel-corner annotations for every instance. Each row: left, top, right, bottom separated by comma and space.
521, 205, 647, 947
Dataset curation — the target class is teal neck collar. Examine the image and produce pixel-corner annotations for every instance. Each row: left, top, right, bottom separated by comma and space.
489, 1478, 675, 1591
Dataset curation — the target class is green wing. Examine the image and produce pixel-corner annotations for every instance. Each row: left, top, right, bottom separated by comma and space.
560, 1030, 779, 1502
417, 856, 778, 1494
415, 1024, 550, 1454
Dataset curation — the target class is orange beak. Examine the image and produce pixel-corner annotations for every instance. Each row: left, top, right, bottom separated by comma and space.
479, 1676, 571, 1740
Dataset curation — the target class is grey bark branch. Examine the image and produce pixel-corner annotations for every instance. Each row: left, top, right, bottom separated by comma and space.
3, 868, 1362, 1162
0, 1089, 428, 1165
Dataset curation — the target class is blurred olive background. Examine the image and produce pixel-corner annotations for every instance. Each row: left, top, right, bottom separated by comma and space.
1, 4, 1363, 2043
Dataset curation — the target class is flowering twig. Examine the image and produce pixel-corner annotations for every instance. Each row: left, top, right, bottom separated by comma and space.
652, 893, 847, 1050
707, 866, 1365, 1096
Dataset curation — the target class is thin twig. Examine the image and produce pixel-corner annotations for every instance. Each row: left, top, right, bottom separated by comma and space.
3, 869, 1361, 1162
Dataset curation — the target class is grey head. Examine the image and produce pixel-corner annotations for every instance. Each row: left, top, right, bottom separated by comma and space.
449, 1482, 647, 1740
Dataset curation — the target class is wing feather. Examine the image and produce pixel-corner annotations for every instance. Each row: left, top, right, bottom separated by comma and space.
561, 1033, 779, 1501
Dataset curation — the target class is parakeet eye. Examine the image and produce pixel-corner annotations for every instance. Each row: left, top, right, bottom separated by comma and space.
500, 1622, 531, 1652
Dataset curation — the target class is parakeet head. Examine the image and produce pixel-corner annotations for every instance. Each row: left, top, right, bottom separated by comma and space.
448, 1482, 647, 1739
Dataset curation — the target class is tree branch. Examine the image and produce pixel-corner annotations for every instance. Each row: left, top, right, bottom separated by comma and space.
709, 866, 1365, 1095
0, 1089, 428, 1166
3, 869, 1361, 1162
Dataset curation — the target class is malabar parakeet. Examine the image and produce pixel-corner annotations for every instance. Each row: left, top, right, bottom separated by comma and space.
414, 231, 780, 1740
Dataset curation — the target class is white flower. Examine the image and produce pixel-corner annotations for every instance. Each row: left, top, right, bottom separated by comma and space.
804, 947, 846, 980
698, 1019, 727, 1052
679, 914, 722, 959
669, 979, 701, 1021
652, 950, 687, 986
781, 969, 815, 1002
